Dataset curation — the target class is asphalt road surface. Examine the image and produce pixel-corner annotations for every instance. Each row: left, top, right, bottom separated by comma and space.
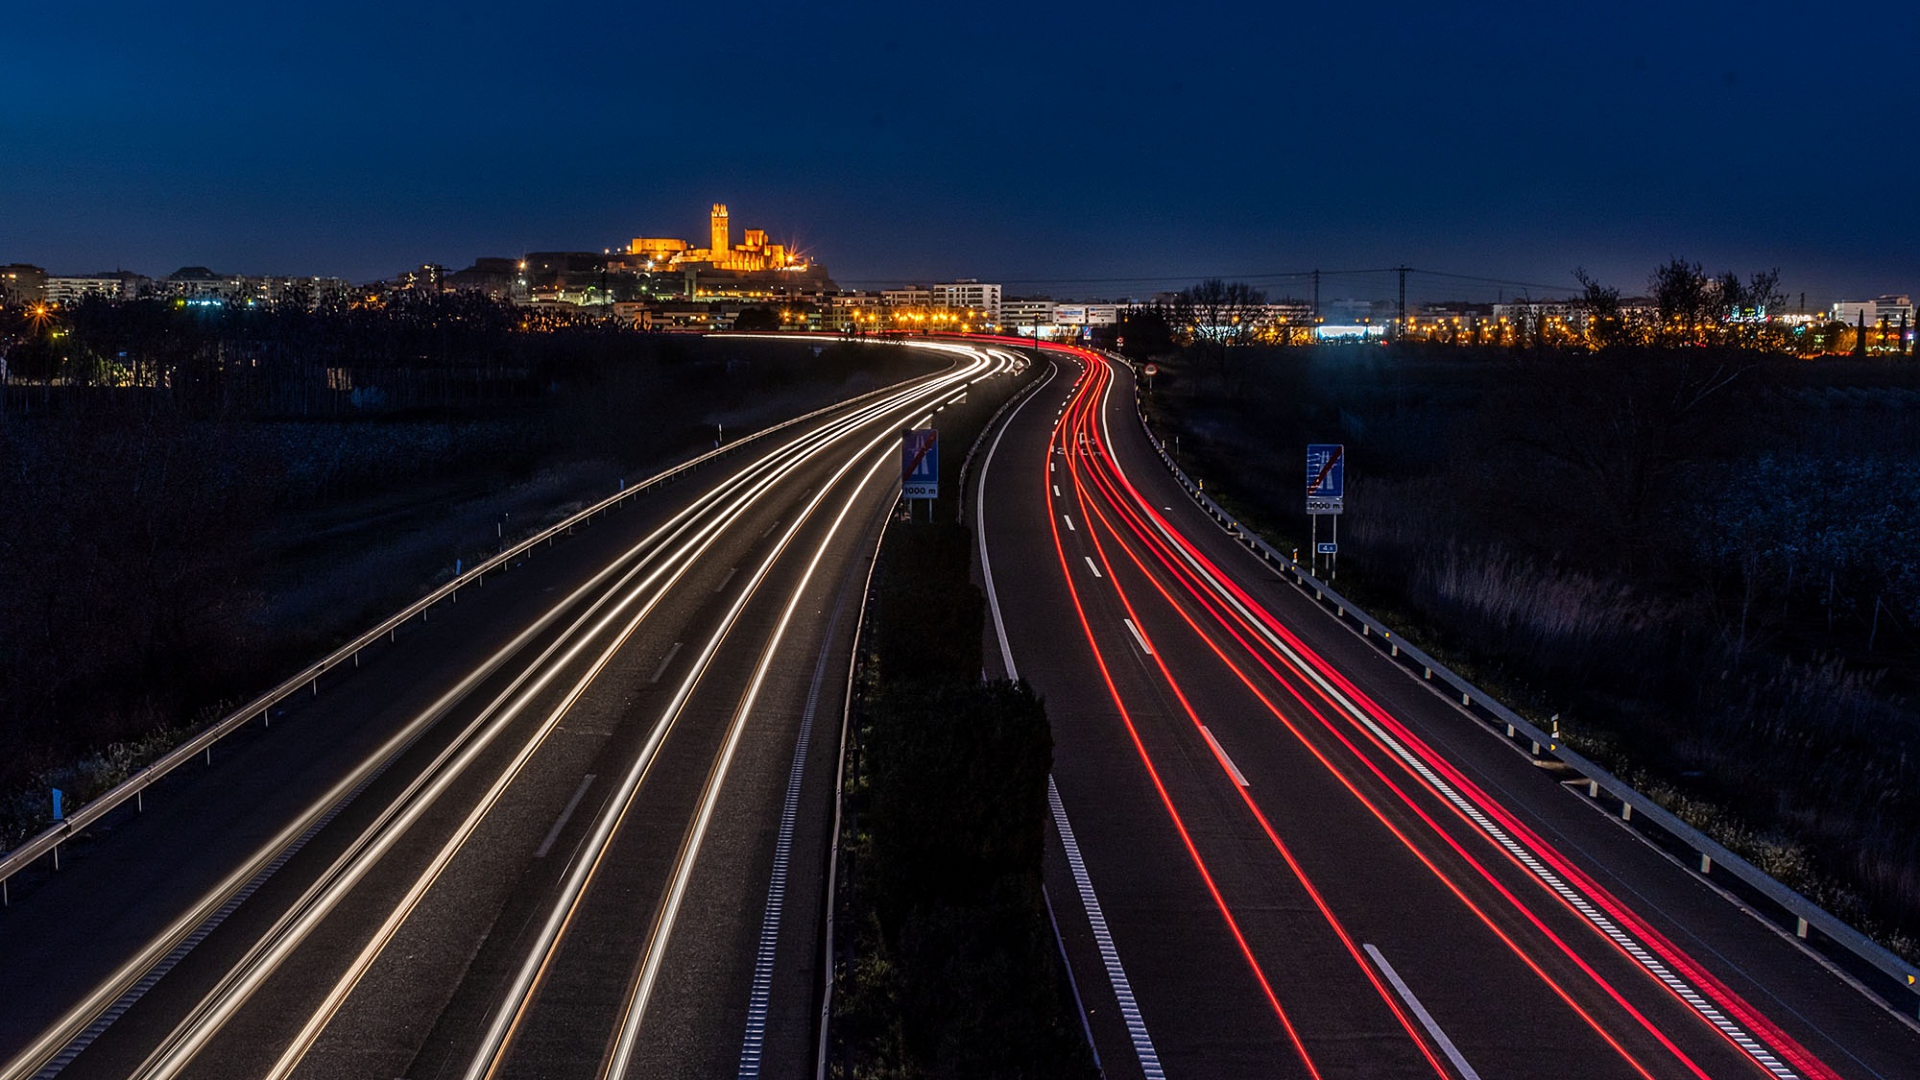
974, 344, 1920, 1080
0, 337, 1025, 1080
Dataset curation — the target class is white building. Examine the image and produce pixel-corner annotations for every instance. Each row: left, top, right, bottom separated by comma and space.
999, 300, 1056, 328
1492, 299, 1582, 334
930, 280, 1002, 320
881, 286, 932, 308
1832, 295, 1914, 328
44, 274, 146, 304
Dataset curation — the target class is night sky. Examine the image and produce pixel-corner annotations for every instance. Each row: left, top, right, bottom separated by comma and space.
4, 2, 1915, 304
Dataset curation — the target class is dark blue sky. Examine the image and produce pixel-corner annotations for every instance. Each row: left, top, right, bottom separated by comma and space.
4, 2, 1915, 304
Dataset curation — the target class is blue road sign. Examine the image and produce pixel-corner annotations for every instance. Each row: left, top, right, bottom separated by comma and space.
902, 429, 939, 499
1307, 443, 1345, 515
1317, 541, 1338, 555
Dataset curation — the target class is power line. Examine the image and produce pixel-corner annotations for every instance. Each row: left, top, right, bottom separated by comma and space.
835, 265, 1579, 294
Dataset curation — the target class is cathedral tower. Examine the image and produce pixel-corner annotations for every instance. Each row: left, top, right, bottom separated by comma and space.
710, 204, 730, 258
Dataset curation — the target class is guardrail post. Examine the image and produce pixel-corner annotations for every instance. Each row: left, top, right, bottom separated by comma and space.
1462, 692, 1471, 707
1796, 916, 1810, 939
1588, 779, 1599, 797
206, 747, 213, 766
262, 709, 269, 728
1621, 802, 1633, 822
1424, 666, 1432, 679
1531, 740, 1542, 755
53, 844, 60, 871
310, 678, 318, 697
1506, 723, 1516, 737
354, 650, 360, 668
1700, 853, 1712, 874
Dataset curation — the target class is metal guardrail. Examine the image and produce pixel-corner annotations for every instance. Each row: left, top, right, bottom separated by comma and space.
0, 366, 931, 902
1114, 355, 1920, 1017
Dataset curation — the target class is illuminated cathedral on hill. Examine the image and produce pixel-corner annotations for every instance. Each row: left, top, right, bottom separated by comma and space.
628, 204, 808, 273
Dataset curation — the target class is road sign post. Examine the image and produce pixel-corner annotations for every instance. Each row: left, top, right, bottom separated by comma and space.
1306, 443, 1345, 578
901, 428, 938, 518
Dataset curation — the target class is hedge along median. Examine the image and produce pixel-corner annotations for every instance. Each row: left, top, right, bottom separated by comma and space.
828, 515, 1096, 1078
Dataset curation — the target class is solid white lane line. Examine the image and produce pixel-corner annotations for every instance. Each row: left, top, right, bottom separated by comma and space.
974, 363, 1160, 1077
1199, 727, 1249, 788
1084, 556, 1102, 579
1063, 514, 1075, 532
976, 362, 1058, 681
534, 776, 596, 859
716, 566, 738, 592
1364, 944, 1482, 1080
1050, 779, 1165, 1080
648, 642, 683, 684
1122, 618, 1151, 656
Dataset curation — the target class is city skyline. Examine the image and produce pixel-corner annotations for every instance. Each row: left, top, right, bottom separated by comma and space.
4, 3, 1916, 302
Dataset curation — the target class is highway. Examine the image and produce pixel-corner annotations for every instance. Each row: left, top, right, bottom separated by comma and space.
974, 344, 1920, 1080
0, 338, 1024, 1080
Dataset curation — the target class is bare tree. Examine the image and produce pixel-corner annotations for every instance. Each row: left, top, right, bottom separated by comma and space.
1650, 258, 1715, 343
1574, 267, 1627, 349
1165, 279, 1267, 388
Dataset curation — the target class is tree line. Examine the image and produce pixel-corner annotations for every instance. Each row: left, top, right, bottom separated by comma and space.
0, 292, 645, 418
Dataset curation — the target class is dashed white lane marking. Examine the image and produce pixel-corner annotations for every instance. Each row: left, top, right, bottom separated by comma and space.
1063, 514, 1076, 532
1199, 727, 1249, 788
1049, 779, 1165, 1080
1123, 618, 1152, 656
1084, 557, 1103, 579
1054, 484, 1063, 497
648, 642, 683, 684
533, 775, 596, 859
1364, 944, 1483, 1080
715, 566, 738, 592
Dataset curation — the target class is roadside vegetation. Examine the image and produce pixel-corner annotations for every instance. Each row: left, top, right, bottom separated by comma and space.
830, 522, 1093, 1079
1117, 272, 1920, 962
828, 360, 1096, 1079
0, 293, 937, 849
